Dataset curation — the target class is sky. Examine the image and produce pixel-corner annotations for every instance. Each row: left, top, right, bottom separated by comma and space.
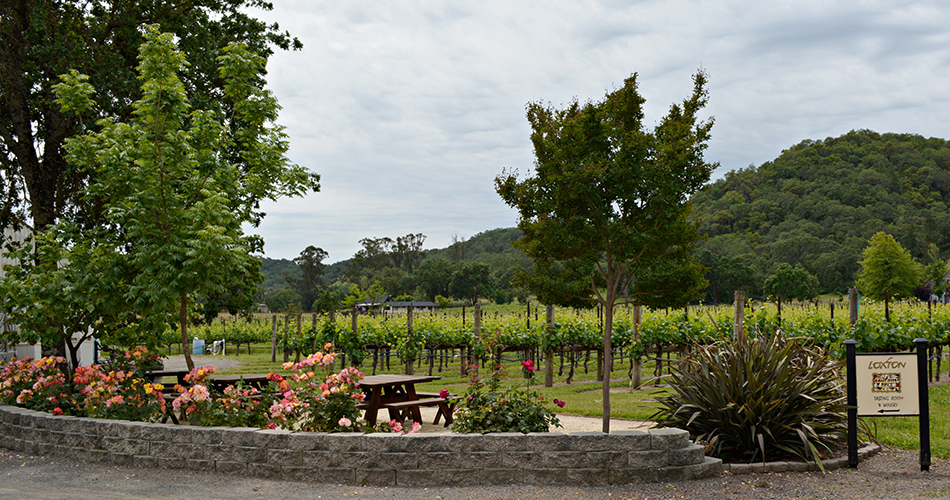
245, 0, 950, 263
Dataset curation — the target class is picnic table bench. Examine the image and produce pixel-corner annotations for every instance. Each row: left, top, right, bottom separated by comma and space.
380, 395, 456, 426
360, 374, 455, 427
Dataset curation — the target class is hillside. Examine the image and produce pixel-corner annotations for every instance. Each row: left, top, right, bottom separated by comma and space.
692, 129, 950, 301
258, 227, 529, 292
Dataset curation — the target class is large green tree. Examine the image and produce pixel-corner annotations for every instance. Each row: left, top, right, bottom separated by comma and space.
0, 0, 300, 234
449, 261, 493, 305
855, 231, 921, 301
285, 246, 329, 311
44, 27, 317, 369
763, 263, 819, 302
496, 72, 715, 432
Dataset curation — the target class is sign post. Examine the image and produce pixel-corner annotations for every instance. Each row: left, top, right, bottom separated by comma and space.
846, 338, 930, 471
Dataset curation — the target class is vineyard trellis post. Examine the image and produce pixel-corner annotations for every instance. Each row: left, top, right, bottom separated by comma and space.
405, 305, 414, 375
849, 288, 858, 327
777, 295, 782, 327
734, 290, 745, 344
473, 302, 481, 375
527, 301, 530, 331
633, 304, 642, 389
545, 304, 554, 387
283, 315, 290, 363
295, 314, 302, 362
270, 314, 277, 363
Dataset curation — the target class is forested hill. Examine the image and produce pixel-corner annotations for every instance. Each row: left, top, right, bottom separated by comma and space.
259, 227, 527, 292
692, 129, 950, 302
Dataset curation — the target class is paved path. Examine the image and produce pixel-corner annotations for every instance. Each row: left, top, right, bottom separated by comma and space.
0, 447, 946, 499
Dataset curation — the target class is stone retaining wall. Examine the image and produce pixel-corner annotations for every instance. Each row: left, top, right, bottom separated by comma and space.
0, 404, 721, 486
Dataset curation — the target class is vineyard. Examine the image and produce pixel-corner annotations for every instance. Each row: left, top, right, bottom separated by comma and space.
172, 299, 950, 384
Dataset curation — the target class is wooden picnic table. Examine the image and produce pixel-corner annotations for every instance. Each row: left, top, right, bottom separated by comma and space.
359, 374, 454, 427
144, 369, 190, 386
207, 374, 270, 392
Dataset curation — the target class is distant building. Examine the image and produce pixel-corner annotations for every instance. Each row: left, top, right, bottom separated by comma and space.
354, 295, 438, 314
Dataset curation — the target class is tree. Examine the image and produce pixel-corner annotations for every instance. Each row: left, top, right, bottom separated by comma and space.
449, 234, 466, 263
0, 0, 301, 237
286, 246, 329, 312
46, 27, 317, 369
264, 288, 303, 313
391, 233, 426, 274
922, 243, 949, 296
449, 262, 494, 305
495, 72, 715, 432
763, 263, 818, 302
414, 259, 454, 301
855, 232, 921, 301
0, 228, 131, 371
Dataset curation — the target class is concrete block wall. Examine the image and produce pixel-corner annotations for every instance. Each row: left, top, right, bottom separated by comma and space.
0, 404, 721, 486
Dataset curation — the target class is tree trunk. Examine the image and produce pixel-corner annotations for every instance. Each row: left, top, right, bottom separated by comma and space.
181, 294, 194, 370
602, 298, 613, 433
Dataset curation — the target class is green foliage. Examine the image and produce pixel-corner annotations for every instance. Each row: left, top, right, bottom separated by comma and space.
856, 232, 921, 300
449, 261, 494, 304
496, 71, 715, 427
414, 259, 454, 301
763, 263, 819, 301
653, 333, 849, 467
264, 288, 303, 313
0, 230, 131, 368
33, 27, 318, 368
694, 130, 950, 296
0, 0, 302, 234
285, 246, 329, 312
452, 365, 561, 434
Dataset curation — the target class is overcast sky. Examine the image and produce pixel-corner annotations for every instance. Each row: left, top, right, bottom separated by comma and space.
245, 1, 950, 263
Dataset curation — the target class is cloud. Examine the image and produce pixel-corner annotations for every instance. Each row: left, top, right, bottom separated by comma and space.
248, 0, 950, 261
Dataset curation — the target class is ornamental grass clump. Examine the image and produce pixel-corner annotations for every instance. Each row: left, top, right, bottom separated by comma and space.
653, 332, 849, 467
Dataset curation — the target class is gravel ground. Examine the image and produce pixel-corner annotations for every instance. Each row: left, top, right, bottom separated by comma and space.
0, 447, 944, 499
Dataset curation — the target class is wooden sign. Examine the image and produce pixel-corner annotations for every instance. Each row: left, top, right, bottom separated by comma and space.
854, 353, 919, 416
846, 339, 930, 471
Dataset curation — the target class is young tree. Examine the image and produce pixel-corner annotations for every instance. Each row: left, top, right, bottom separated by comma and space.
48, 27, 318, 369
855, 232, 921, 301
496, 72, 715, 432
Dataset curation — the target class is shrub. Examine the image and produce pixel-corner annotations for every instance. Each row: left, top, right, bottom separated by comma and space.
76, 365, 166, 421
266, 348, 366, 432
653, 332, 849, 467
0, 357, 78, 415
452, 359, 560, 434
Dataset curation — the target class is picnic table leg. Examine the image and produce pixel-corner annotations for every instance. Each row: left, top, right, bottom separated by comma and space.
404, 385, 424, 423
434, 400, 455, 426
365, 388, 382, 426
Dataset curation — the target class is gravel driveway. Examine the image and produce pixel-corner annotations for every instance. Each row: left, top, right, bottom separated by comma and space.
0, 447, 944, 499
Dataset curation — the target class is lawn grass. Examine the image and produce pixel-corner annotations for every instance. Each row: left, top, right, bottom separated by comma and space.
181, 344, 950, 459
866, 383, 950, 460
